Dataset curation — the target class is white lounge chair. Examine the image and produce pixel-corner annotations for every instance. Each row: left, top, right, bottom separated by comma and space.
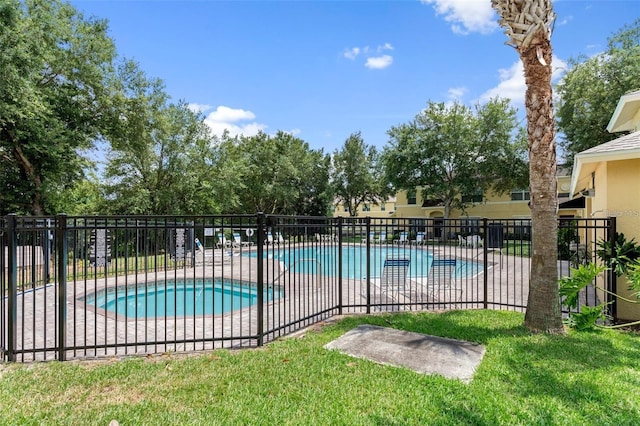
396, 231, 409, 244
232, 232, 253, 248
377, 257, 411, 303
375, 231, 387, 244
457, 235, 467, 247
216, 233, 231, 248
426, 258, 459, 304
411, 232, 425, 245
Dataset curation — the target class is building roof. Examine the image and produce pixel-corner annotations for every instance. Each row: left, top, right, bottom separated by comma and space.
607, 90, 640, 133
570, 130, 640, 195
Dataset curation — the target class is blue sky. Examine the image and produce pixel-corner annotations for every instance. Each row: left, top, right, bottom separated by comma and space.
72, 0, 638, 153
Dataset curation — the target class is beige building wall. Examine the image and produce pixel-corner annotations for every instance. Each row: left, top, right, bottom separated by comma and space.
602, 159, 640, 321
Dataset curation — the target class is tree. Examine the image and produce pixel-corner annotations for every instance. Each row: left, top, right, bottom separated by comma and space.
222, 131, 332, 215
382, 99, 528, 218
556, 19, 640, 166
331, 132, 390, 217
0, 0, 117, 215
492, 0, 564, 333
102, 65, 228, 215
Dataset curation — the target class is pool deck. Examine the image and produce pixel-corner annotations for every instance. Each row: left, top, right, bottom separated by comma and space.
5, 244, 551, 362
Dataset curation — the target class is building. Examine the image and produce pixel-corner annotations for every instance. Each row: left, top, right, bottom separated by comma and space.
570, 90, 640, 321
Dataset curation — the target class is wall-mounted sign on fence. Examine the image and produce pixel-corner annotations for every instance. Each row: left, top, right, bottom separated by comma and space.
89, 228, 111, 267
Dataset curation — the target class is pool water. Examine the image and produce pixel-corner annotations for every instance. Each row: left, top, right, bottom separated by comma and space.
84, 278, 281, 318
254, 246, 480, 279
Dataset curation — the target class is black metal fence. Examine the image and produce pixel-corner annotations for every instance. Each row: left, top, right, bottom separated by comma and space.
1, 214, 614, 362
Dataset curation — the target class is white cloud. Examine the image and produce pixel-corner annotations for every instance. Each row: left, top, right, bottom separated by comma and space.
202, 105, 265, 137
479, 56, 568, 106
421, 0, 498, 35
365, 55, 393, 70
344, 47, 360, 60
343, 43, 394, 70
206, 105, 256, 122
447, 86, 467, 102
187, 103, 212, 114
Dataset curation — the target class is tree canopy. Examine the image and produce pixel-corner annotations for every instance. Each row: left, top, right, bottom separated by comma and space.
0, 0, 118, 215
220, 131, 332, 216
556, 19, 640, 166
331, 132, 390, 217
382, 99, 528, 218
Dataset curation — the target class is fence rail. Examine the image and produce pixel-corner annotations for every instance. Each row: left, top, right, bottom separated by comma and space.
1, 214, 613, 362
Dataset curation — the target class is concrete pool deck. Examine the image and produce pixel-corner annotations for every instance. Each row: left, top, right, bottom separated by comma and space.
4, 244, 552, 361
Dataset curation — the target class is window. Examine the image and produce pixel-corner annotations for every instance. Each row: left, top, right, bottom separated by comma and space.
462, 189, 483, 203
381, 203, 386, 211
407, 189, 417, 205
363, 204, 370, 212
343, 204, 348, 212
511, 189, 530, 201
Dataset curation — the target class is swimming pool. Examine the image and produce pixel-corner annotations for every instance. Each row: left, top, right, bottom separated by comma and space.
83, 278, 282, 319
253, 245, 480, 279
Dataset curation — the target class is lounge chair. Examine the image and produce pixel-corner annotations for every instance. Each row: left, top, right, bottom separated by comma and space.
365, 231, 375, 244
216, 233, 231, 248
466, 235, 483, 248
275, 232, 285, 244
375, 231, 387, 244
232, 232, 253, 248
411, 232, 425, 245
457, 235, 467, 247
396, 231, 409, 244
377, 257, 411, 304
426, 258, 459, 304
265, 232, 274, 245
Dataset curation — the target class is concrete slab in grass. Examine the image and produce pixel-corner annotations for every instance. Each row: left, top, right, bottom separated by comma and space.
324, 324, 485, 383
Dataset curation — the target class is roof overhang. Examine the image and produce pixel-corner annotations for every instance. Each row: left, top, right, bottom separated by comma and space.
607, 90, 640, 133
558, 196, 585, 210
570, 137, 640, 195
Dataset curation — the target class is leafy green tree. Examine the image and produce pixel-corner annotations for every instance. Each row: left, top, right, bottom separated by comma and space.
383, 99, 528, 218
0, 0, 117, 215
556, 19, 640, 166
331, 132, 390, 217
222, 131, 331, 215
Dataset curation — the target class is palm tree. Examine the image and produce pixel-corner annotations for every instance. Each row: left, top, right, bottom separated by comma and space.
491, 0, 564, 333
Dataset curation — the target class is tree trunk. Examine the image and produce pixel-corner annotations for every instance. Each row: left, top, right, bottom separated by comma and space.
13, 145, 44, 215
521, 39, 564, 333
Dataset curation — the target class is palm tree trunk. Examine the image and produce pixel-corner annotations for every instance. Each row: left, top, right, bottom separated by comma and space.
521, 40, 564, 333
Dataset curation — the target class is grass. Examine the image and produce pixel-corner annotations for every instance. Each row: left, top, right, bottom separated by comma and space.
502, 241, 531, 257
1, 310, 639, 425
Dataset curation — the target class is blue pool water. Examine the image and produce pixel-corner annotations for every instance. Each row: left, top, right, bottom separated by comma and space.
252, 246, 480, 279
84, 278, 281, 318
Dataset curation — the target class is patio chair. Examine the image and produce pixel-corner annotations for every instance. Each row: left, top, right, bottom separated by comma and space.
457, 235, 467, 247
376, 257, 411, 304
466, 235, 482, 248
425, 258, 460, 304
232, 232, 253, 248
396, 231, 409, 244
216, 233, 231, 248
411, 232, 425, 245
375, 231, 387, 244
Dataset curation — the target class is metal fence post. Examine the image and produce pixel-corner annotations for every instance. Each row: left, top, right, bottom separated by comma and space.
256, 212, 265, 346
365, 217, 371, 314
483, 218, 488, 310
56, 214, 68, 361
608, 216, 617, 322
337, 217, 343, 315
7, 214, 18, 362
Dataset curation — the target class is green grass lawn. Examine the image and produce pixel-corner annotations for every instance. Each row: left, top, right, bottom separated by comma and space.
1, 310, 639, 425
